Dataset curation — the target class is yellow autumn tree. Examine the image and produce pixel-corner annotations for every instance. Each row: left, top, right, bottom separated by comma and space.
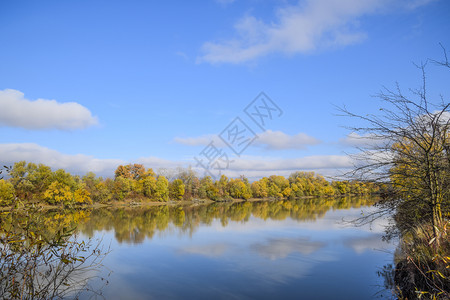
154, 176, 169, 202
74, 188, 92, 205
0, 179, 15, 206
43, 182, 73, 205
169, 179, 185, 200
390, 131, 449, 235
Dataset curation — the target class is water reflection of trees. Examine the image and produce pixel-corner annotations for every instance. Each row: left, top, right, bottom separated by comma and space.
77, 197, 376, 244
0, 208, 108, 299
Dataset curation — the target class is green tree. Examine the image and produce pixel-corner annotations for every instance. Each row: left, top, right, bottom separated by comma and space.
227, 178, 252, 200
51, 169, 78, 191
216, 175, 230, 199
113, 176, 132, 201
169, 179, 185, 200
199, 176, 218, 200
9, 161, 36, 200
267, 175, 289, 198
332, 181, 348, 195
140, 175, 157, 198
251, 179, 268, 198
93, 180, 114, 203
154, 176, 169, 202
0, 179, 15, 206
82, 172, 100, 194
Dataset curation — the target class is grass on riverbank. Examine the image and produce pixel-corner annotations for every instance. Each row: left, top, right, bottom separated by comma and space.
395, 221, 450, 299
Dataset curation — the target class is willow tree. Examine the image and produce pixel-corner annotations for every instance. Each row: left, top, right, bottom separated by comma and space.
340, 50, 450, 248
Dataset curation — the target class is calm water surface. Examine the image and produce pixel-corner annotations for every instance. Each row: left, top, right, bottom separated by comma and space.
77, 198, 395, 299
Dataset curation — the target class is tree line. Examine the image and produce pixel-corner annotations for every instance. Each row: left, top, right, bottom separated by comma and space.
0, 161, 385, 207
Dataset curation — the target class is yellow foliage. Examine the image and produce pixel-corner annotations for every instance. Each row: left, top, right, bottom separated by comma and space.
44, 182, 73, 205
282, 187, 292, 198
74, 188, 92, 205
0, 179, 15, 206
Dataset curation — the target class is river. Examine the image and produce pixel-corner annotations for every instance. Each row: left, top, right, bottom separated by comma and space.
75, 198, 395, 299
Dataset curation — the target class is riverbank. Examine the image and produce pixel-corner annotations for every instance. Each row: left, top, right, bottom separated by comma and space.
393, 222, 450, 299
0, 194, 378, 211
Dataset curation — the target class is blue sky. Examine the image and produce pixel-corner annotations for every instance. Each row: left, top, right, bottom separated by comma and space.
0, 0, 449, 179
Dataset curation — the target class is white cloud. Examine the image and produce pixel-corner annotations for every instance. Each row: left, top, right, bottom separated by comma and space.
136, 156, 185, 169
254, 130, 320, 149
340, 132, 368, 147
436, 111, 450, 122
198, 0, 384, 64
190, 154, 353, 180
198, 0, 435, 64
250, 237, 324, 260
339, 132, 390, 148
0, 143, 353, 179
174, 130, 320, 150
175, 51, 189, 61
0, 143, 123, 176
420, 110, 450, 127
228, 154, 352, 171
343, 234, 388, 254
168, 136, 351, 177
0, 89, 98, 130
0, 143, 184, 177
173, 134, 227, 147
340, 110, 450, 149
178, 243, 230, 257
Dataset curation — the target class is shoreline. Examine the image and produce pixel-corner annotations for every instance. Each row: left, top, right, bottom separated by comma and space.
1, 194, 378, 211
